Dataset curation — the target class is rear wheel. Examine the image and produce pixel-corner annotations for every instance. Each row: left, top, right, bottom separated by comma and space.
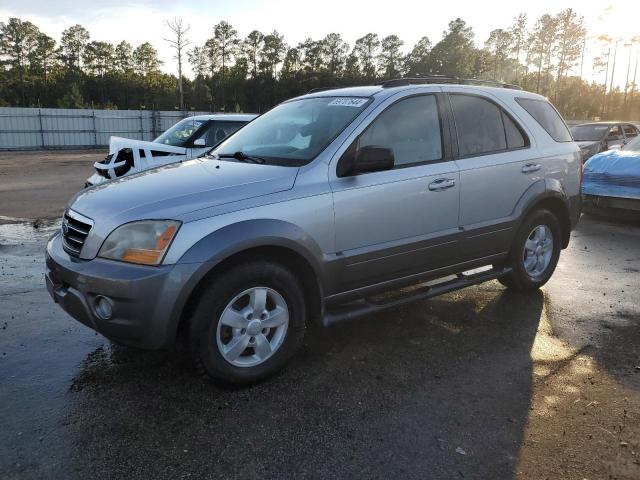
498, 209, 561, 291
188, 261, 306, 385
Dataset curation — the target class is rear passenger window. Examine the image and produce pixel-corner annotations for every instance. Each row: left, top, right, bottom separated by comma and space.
515, 98, 572, 142
450, 94, 508, 156
359, 95, 442, 167
608, 125, 622, 139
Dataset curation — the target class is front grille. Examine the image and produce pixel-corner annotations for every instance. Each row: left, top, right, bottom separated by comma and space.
61, 210, 92, 256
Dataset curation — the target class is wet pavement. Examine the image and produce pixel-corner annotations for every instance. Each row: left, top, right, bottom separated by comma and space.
0, 215, 639, 479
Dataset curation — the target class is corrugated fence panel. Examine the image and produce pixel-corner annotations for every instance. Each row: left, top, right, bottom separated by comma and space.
0, 108, 212, 150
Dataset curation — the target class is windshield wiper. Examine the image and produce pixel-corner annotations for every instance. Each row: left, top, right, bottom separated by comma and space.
217, 151, 266, 164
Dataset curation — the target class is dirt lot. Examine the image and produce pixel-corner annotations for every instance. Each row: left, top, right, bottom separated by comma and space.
0, 150, 99, 220
0, 151, 639, 479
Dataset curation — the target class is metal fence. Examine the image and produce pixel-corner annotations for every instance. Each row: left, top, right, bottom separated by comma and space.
0, 107, 212, 150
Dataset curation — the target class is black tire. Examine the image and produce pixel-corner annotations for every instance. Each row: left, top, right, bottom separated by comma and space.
497, 209, 561, 291
188, 261, 306, 385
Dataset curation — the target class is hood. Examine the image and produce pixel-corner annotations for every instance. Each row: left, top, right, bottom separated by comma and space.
108, 136, 185, 154
70, 158, 298, 223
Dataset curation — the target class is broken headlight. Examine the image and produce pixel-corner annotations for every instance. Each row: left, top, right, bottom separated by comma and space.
98, 220, 181, 266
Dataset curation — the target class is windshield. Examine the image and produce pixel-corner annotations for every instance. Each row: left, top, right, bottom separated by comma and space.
155, 118, 205, 147
213, 96, 371, 166
570, 124, 609, 142
623, 135, 640, 152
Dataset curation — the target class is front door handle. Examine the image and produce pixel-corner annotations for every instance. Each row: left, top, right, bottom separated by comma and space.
521, 163, 542, 173
428, 178, 456, 191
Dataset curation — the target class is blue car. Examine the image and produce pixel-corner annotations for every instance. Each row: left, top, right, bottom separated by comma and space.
582, 135, 640, 213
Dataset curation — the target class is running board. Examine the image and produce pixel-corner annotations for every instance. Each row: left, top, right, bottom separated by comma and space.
322, 266, 512, 327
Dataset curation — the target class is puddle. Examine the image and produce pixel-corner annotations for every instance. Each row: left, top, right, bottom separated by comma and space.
0, 219, 60, 246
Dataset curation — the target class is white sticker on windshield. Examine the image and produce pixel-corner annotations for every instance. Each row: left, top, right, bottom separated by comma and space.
328, 98, 368, 107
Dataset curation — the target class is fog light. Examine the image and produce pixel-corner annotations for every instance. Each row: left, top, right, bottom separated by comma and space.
94, 296, 113, 320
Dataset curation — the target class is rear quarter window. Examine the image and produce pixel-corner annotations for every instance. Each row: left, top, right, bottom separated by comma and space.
515, 98, 572, 142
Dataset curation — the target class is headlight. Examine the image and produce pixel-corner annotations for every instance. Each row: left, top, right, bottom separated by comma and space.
98, 220, 181, 265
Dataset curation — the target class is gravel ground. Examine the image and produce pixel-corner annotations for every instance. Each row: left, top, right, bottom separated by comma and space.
0, 151, 639, 479
0, 150, 99, 221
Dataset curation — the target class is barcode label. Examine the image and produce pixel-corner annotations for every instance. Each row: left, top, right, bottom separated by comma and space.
328, 98, 368, 107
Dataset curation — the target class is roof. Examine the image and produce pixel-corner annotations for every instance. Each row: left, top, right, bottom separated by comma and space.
187, 113, 258, 122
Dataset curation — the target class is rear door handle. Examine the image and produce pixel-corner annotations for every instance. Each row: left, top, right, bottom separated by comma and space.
428, 178, 456, 191
521, 163, 542, 173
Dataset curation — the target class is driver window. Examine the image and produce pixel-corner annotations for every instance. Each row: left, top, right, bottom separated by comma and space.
608, 125, 622, 139
202, 121, 244, 147
359, 95, 443, 167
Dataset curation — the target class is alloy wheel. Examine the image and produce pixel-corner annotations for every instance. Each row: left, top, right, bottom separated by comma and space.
216, 287, 289, 367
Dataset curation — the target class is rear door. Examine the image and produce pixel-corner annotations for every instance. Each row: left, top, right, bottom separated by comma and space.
330, 92, 461, 292
445, 88, 538, 260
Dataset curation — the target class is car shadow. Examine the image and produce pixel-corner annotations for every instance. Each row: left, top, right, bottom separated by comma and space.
62, 283, 544, 479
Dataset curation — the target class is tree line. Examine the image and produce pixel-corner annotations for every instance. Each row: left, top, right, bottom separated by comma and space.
0, 10, 638, 120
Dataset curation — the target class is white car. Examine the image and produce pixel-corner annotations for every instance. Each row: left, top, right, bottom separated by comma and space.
85, 114, 257, 186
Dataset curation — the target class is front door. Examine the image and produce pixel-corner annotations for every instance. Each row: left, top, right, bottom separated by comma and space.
330, 93, 460, 292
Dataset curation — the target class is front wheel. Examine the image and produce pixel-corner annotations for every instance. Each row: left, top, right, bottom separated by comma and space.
188, 261, 306, 385
498, 209, 561, 291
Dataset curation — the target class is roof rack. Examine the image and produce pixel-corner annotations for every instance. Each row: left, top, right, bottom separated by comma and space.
378, 76, 522, 90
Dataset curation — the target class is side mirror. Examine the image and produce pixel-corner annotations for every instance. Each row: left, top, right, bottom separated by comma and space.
193, 138, 206, 147
351, 146, 395, 175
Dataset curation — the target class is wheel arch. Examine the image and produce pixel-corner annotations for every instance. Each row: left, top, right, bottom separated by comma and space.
168, 220, 327, 345
515, 180, 572, 249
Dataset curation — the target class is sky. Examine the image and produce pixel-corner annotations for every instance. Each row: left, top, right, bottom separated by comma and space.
0, 0, 638, 88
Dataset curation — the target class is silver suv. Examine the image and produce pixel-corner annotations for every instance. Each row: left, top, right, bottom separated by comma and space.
46, 79, 582, 384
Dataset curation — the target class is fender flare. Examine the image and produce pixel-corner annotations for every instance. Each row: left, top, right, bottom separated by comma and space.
165, 219, 328, 342
511, 178, 572, 248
